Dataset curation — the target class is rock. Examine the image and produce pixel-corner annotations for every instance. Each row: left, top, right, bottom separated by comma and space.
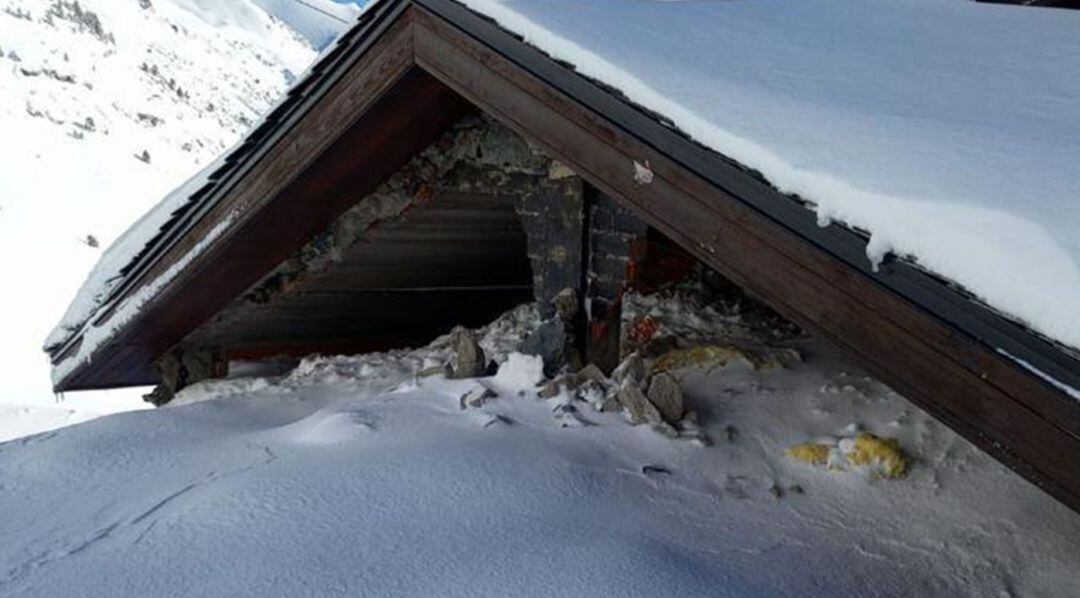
646, 373, 684, 424
575, 363, 607, 387
538, 375, 571, 399
598, 395, 622, 413
460, 387, 498, 410
518, 318, 567, 377
450, 328, 486, 379
611, 353, 646, 390
616, 386, 663, 426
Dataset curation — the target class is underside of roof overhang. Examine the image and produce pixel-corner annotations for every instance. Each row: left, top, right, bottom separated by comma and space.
49, 0, 1080, 512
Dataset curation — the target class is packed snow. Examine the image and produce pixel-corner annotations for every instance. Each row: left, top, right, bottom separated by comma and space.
0, 0, 347, 409
3, 296, 1079, 596
452, 0, 1080, 351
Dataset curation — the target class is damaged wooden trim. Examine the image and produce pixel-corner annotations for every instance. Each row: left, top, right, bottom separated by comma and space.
410, 4, 1080, 510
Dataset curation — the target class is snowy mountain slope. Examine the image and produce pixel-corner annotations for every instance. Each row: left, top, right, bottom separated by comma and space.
251, 0, 361, 48
0, 403, 99, 443
1, 301, 1078, 597
0, 0, 318, 407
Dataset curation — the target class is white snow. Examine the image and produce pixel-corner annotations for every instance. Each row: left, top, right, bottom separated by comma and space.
452, 0, 1080, 351
250, 0, 361, 48
0, 0, 320, 406
2, 300, 1079, 596
0, 403, 98, 443
999, 348, 1080, 401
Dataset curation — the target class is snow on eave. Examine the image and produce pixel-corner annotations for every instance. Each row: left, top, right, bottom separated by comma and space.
44, 6, 371, 359
51, 214, 238, 389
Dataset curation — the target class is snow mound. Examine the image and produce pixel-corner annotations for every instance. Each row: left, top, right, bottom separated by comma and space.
4, 299, 1080, 596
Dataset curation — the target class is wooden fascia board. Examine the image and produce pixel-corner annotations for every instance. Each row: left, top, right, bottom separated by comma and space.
409, 3, 1080, 511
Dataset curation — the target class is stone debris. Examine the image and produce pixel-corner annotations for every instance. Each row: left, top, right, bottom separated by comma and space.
450, 328, 487, 379
459, 387, 498, 410
611, 352, 646, 390
615, 385, 664, 426
553, 402, 593, 428
646, 372, 684, 424
538, 363, 610, 400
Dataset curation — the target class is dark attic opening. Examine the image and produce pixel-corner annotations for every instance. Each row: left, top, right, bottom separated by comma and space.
144, 110, 802, 406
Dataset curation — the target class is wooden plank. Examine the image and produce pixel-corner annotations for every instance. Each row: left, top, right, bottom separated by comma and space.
190, 287, 531, 348
410, 6, 1080, 509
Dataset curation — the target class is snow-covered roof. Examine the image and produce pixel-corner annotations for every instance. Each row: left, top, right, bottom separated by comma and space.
49, 0, 1080, 382
452, 0, 1080, 351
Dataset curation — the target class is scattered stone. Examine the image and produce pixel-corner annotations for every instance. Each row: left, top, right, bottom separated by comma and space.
611, 353, 646, 390
450, 328, 486, 379
519, 318, 568, 376
575, 363, 607, 386
553, 402, 592, 427
598, 395, 621, 413
459, 387, 498, 410
540, 364, 610, 400
646, 372, 684, 424
538, 376, 569, 399
615, 386, 663, 426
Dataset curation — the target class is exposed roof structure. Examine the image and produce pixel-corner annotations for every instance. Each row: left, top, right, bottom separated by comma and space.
46, 0, 1080, 511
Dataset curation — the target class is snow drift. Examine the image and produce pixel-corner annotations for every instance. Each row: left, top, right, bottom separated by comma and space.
3, 301, 1079, 596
